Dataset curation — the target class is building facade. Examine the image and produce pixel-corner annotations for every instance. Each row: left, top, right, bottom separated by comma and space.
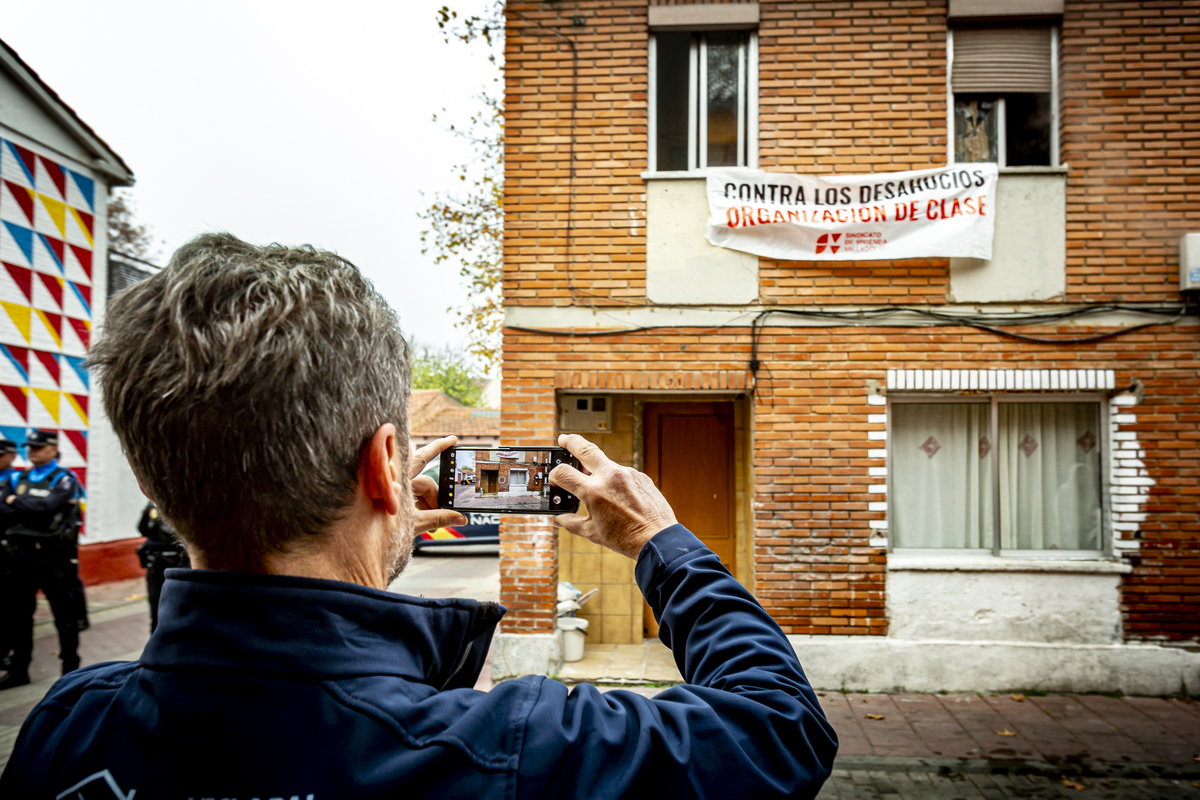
494, 1, 1200, 694
0, 40, 146, 583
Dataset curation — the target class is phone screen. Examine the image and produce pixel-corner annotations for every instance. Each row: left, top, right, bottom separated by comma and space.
438, 447, 579, 514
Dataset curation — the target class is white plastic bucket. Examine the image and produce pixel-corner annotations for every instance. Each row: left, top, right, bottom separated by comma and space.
557, 616, 589, 662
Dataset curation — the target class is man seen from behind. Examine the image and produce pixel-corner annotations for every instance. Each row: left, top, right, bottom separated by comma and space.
1, 233, 837, 798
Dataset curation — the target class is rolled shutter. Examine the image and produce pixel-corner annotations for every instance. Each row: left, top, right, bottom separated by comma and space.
952, 27, 1052, 94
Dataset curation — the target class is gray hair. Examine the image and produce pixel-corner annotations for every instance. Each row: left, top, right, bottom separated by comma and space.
89, 233, 411, 571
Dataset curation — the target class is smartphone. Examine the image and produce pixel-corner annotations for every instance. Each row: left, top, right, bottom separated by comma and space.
437, 446, 581, 515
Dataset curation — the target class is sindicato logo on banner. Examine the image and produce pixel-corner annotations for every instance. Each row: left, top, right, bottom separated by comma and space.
706, 164, 999, 261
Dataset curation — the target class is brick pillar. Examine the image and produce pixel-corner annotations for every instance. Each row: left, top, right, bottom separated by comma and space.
492, 373, 561, 677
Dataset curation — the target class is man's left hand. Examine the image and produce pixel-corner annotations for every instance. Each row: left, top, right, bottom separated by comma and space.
409, 436, 466, 533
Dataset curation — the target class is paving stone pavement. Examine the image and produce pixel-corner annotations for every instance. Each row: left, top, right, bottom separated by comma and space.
821, 690, 1200, 764
815, 767, 1200, 799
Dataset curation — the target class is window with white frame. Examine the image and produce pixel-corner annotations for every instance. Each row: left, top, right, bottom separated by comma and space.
650, 30, 757, 172
950, 26, 1059, 167
890, 396, 1105, 554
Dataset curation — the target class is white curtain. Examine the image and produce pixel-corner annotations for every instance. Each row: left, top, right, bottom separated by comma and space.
999, 403, 1102, 551
892, 403, 993, 548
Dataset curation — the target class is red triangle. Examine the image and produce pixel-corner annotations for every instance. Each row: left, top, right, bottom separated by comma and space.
3, 181, 34, 224
41, 311, 62, 341
11, 144, 37, 186
75, 209, 94, 239
0, 385, 26, 419
73, 282, 91, 307
38, 156, 66, 198
72, 466, 86, 488
41, 235, 64, 267
65, 430, 87, 463
68, 245, 91, 280
33, 350, 59, 386
3, 262, 32, 302
37, 272, 62, 309
70, 393, 87, 417
68, 317, 89, 349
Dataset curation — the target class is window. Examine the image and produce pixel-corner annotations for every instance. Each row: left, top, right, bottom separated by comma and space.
650, 31, 757, 172
890, 397, 1105, 554
950, 27, 1059, 167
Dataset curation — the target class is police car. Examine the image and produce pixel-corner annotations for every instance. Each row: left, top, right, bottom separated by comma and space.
414, 460, 499, 551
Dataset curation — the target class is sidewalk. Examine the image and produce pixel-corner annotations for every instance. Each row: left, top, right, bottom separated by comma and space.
825, 691, 1200, 765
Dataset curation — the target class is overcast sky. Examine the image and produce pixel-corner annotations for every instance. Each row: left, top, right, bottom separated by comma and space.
5, 0, 494, 352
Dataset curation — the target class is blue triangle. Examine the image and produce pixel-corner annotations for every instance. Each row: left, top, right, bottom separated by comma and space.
68, 170, 95, 212
0, 345, 29, 384
0, 426, 26, 450
2, 221, 34, 265
64, 355, 88, 390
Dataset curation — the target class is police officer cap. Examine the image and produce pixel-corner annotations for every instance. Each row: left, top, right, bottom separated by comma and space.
25, 429, 58, 448
0, 439, 16, 455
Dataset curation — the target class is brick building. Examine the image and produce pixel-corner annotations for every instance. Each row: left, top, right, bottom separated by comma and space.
492, 0, 1200, 694
475, 449, 551, 496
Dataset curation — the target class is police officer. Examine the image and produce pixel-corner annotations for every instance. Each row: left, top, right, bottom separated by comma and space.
136, 501, 190, 633
0, 430, 87, 690
0, 438, 20, 672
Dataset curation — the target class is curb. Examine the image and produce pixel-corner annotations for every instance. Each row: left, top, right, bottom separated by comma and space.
833, 755, 1200, 780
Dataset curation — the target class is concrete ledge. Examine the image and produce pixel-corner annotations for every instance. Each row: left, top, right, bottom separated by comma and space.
887, 556, 1131, 574
790, 636, 1200, 696
490, 633, 562, 681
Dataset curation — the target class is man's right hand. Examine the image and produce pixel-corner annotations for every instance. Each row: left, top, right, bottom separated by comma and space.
549, 434, 678, 559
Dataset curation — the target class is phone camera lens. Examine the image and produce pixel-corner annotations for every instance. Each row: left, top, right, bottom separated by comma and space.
552, 496, 561, 505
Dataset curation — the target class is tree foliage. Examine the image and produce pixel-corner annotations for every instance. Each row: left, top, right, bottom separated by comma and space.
410, 343, 485, 407
419, 2, 505, 371
107, 189, 161, 262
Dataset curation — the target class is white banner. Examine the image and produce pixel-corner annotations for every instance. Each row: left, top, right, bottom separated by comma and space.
706, 164, 998, 261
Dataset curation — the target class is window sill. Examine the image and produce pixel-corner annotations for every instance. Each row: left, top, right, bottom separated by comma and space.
887, 554, 1131, 574
998, 165, 1069, 175
642, 165, 1069, 180
641, 170, 714, 181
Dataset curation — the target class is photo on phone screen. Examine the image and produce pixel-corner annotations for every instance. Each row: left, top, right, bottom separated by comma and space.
438, 447, 579, 514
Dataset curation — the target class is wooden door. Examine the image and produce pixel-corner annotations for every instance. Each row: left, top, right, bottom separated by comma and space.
645, 402, 736, 567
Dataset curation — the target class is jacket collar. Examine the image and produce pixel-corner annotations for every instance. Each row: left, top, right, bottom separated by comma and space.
140, 568, 505, 690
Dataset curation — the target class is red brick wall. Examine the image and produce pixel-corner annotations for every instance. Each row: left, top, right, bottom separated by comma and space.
505, 1, 649, 308
501, 1, 1200, 642
504, 1, 1198, 307
1060, 1, 1200, 302
498, 381, 558, 633
757, 0, 953, 304
503, 324, 1200, 642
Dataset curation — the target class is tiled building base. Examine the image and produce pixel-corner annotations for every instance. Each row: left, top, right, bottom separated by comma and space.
556, 641, 683, 685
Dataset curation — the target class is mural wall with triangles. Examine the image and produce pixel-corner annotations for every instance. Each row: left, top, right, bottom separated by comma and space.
0, 137, 91, 496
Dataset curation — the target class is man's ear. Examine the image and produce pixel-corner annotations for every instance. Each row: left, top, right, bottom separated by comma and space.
363, 423, 403, 516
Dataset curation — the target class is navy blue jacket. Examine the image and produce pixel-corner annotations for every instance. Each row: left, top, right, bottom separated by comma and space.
1, 525, 837, 798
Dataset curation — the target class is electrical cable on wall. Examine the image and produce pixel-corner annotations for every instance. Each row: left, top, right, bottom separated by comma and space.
508, 8, 642, 309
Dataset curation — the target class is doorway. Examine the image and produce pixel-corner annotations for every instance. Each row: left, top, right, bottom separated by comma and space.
644, 401, 736, 566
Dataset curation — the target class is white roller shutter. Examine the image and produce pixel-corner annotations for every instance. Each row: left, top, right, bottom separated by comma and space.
952, 27, 1052, 94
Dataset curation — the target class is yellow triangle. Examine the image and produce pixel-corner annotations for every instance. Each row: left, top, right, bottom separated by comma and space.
38, 194, 67, 238
1, 302, 31, 343
65, 393, 89, 427
32, 388, 60, 424
68, 207, 93, 247
34, 308, 61, 348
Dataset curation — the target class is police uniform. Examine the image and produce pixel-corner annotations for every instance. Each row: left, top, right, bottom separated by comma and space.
0, 438, 19, 671
0, 430, 87, 689
137, 501, 190, 632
